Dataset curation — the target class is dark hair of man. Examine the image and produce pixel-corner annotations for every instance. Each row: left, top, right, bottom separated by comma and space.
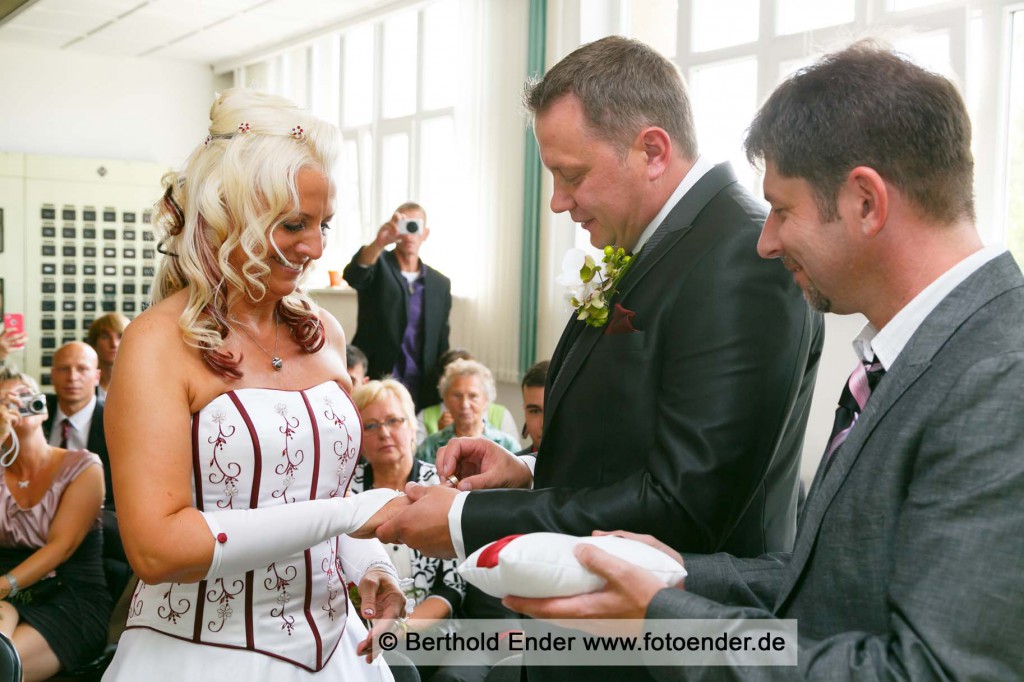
345, 344, 368, 371
524, 35, 698, 159
438, 347, 473, 372
521, 359, 550, 390
744, 40, 975, 224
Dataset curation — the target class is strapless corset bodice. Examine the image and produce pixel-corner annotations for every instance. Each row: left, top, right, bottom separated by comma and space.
126, 381, 363, 671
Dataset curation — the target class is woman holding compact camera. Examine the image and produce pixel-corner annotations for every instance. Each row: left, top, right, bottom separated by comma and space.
0, 370, 111, 680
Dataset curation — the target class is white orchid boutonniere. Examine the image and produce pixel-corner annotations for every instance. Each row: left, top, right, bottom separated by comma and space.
556, 245, 635, 327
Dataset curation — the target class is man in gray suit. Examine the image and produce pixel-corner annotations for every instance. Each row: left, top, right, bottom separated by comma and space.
505, 42, 1024, 680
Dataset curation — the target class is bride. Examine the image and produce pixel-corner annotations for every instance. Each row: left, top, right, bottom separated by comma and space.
103, 88, 408, 680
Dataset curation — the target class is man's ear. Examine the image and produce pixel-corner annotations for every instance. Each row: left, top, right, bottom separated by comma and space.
846, 166, 888, 238
637, 127, 672, 180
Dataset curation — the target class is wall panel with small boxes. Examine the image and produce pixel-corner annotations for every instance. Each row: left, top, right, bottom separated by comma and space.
0, 153, 168, 387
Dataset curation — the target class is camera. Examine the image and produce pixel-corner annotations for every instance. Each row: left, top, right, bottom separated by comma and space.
397, 218, 421, 235
18, 393, 47, 417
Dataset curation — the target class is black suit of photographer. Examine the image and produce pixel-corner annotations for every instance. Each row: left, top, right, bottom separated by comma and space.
343, 248, 452, 409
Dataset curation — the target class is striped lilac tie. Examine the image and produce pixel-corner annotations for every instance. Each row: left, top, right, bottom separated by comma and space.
822, 360, 885, 462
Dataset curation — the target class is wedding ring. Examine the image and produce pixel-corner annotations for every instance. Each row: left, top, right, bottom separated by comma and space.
446, 474, 459, 487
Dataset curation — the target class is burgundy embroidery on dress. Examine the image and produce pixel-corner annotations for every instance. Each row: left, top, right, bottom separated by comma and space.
323, 397, 358, 497
207, 410, 241, 509
206, 577, 244, 633
266, 562, 297, 636
129, 578, 146, 618
320, 539, 340, 621
272, 403, 304, 504
158, 583, 192, 624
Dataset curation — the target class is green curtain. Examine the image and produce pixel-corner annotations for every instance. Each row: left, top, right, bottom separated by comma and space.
518, 0, 546, 376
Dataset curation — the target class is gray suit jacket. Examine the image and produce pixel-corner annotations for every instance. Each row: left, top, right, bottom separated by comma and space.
646, 252, 1024, 680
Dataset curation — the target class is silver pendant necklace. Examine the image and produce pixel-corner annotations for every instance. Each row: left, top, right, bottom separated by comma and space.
231, 315, 283, 371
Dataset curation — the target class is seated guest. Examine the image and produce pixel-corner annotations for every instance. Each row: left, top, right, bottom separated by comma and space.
416, 359, 519, 465
43, 341, 129, 600
517, 359, 549, 455
427, 363, 551, 682
0, 370, 112, 679
346, 344, 370, 387
350, 379, 465, 636
416, 349, 519, 445
86, 313, 129, 401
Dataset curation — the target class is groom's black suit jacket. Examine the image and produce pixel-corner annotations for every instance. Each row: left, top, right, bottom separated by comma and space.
461, 163, 823, 559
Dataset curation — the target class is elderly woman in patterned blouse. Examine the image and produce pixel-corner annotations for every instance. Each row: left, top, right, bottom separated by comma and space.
350, 379, 465, 632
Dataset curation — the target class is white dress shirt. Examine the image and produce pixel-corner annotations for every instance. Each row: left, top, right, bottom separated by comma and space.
852, 246, 1003, 368
48, 394, 97, 452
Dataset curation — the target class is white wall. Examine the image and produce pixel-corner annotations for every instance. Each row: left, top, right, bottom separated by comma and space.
0, 44, 222, 167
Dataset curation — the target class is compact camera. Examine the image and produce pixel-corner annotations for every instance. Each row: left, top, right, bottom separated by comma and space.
18, 393, 47, 417
397, 218, 422, 235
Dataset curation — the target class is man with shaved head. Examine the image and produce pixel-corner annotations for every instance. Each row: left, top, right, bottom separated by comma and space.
46, 342, 101, 448
44, 341, 128, 592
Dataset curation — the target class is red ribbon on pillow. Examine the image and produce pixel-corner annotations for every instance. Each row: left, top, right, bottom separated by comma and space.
476, 534, 525, 568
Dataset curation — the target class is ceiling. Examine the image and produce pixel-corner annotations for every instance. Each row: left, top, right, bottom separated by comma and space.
0, 0, 392, 67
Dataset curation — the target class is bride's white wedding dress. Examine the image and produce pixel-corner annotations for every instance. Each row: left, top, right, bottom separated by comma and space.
104, 381, 397, 680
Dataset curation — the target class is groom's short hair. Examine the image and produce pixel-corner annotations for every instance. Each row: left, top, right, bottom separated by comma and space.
524, 35, 697, 159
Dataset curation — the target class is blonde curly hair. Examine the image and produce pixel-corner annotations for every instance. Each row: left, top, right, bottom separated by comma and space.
153, 88, 341, 379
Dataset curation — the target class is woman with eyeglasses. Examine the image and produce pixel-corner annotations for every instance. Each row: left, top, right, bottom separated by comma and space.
350, 379, 465, 641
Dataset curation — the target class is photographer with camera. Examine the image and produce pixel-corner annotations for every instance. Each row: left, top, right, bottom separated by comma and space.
343, 202, 452, 410
0, 368, 112, 679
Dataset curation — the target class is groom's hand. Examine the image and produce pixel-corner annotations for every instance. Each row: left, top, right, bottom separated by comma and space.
376, 483, 459, 558
437, 437, 533, 491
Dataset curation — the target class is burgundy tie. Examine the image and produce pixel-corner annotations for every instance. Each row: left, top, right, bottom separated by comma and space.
822, 359, 886, 463
60, 418, 71, 449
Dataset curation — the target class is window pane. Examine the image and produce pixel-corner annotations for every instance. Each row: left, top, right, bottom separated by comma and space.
691, 0, 758, 52
283, 46, 309, 109
422, 0, 458, 110
630, 0, 678, 58
690, 58, 758, 188
894, 31, 953, 80
244, 61, 270, 90
418, 116, 456, 216
343, 24, 374, 127
335, 138, 363, 264
580, 0, 618, 44
380, 132, 410, 219
310, 35, 340, 125
777, 0, 853, 35
382, 10, 418, 119
890, 0, 948, 11
419, 115, 472, 293
1007, 12, 1024, 262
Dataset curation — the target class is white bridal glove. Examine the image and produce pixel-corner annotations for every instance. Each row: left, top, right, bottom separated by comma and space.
200, 488, 402, 580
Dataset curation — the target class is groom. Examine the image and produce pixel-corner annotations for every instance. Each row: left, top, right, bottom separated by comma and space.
379, 37, 821, 596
